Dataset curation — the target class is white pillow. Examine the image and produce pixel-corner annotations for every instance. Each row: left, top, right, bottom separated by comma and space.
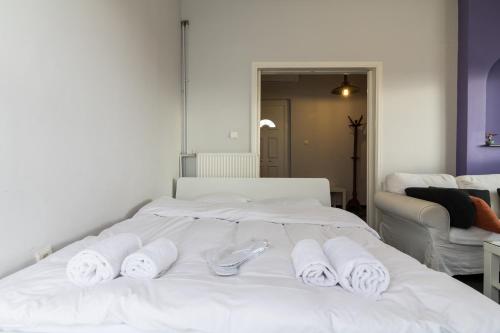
384, 173, 457, 194
193, 193, 250, 204
253, 197, 323, 207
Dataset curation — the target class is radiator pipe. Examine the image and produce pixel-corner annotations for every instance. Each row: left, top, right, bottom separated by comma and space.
180, 20, 190, 177
181, 20, 189, 155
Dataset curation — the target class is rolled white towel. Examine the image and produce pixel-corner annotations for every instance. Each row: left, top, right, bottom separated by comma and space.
291, 239, 338, 287
66, 233, 141, 287
121, 238, 178, 279
323, 237, 390, 299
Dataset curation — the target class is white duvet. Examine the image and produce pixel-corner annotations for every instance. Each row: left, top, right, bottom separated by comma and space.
1, 197, 500, 333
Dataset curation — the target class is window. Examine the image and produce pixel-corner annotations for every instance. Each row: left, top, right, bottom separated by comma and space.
260, 119, 276, 128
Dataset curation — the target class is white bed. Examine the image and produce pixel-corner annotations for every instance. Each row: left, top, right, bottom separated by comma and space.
1, 177, 500, 333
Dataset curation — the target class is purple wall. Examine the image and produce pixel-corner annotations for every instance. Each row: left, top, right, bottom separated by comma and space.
457, 0, 500, 175
486, 60, 500, 134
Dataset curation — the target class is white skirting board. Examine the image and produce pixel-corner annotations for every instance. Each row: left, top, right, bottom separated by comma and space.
196, 153, 259, 178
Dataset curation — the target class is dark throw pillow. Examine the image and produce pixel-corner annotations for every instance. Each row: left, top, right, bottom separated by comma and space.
429, 187, 491, 207
405, 187, 475, 229
463, 189, 491, 207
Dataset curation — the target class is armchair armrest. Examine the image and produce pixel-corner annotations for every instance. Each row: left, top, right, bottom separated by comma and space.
375, 192, 450, 231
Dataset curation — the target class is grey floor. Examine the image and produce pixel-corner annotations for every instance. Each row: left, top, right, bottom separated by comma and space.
454, 274, 483, 293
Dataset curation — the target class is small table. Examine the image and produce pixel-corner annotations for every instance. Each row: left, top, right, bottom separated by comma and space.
483, 240, 500, 302
331, 187, 347, 210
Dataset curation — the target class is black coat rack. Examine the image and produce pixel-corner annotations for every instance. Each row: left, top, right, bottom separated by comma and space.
346, 115, 363, 213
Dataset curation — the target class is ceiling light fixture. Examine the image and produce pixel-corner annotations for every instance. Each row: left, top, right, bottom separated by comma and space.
332, 74, 359, 97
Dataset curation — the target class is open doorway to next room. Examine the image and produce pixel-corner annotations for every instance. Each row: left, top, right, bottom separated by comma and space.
259, 73, 368, 219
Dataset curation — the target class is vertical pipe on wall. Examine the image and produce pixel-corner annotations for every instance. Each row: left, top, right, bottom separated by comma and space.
180, 20, 189, 155
180, 20, 191, 177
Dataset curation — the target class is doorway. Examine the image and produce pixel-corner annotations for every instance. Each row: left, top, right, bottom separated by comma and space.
260, 73, 367, 219
251, 62, 381, 227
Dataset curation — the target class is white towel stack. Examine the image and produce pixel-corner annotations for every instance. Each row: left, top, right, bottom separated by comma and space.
291, 239, 338, 287
323, 236, 390, 299
290, 236, 390, 299
121, 238, 178, 279
66, 233, 142, 287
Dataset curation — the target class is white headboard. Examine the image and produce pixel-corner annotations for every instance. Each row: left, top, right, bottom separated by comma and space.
175, 177, 331, 206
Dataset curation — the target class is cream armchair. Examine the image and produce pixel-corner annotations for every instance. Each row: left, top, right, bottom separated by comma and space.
375, 173, 500, 276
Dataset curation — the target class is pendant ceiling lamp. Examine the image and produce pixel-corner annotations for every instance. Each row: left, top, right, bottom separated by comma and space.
332, 74, 359, 97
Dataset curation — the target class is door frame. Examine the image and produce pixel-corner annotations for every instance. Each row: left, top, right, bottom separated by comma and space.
250, 61, 383, 227
260, 99, 291, 177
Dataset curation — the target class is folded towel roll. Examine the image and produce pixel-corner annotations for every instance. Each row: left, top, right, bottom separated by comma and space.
66, 233, 141, 287
323, 237, 390, 299
121, 238, 178, 279
291, 239, 338, 287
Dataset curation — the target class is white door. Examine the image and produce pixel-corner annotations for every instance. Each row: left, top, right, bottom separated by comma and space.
260, 100, 290, 177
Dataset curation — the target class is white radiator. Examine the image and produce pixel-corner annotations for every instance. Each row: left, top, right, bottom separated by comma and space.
196, 153, 259, 178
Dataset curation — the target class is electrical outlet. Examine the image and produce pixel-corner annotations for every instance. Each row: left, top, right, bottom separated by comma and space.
34, 245, 53, 262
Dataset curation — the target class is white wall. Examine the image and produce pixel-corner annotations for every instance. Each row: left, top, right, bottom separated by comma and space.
262, 75, 368, 204
181, 0, 458, 179
0, 0, 181, 277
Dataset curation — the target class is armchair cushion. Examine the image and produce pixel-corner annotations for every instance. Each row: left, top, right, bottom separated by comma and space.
449, 226, 500, 246
384, 173, 457, 194
405, 187, 475, 229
